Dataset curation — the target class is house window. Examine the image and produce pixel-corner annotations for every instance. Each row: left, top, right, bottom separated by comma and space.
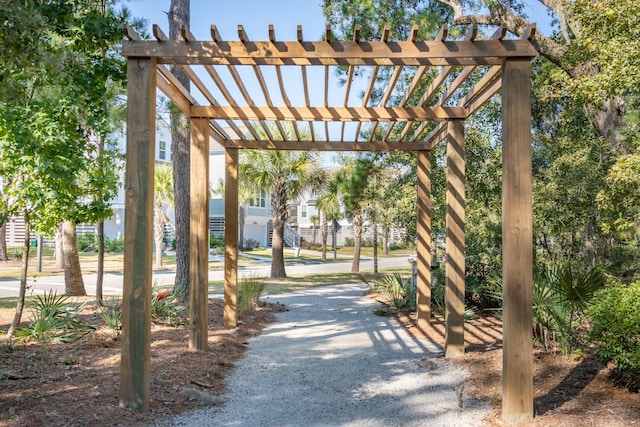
301, 204, 308, 218
159, 140, 167, 160
249, 191, 266, 208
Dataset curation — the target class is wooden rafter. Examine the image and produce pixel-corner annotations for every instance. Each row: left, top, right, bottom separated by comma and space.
123, 23, 536, 149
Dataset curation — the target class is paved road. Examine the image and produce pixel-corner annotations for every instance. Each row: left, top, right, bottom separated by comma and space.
0, 254, 412, 299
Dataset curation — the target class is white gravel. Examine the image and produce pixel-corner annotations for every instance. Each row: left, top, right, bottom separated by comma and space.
154, 283, 491, 427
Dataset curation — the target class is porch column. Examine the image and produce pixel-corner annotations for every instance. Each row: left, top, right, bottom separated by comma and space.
501, 58, 534, 423
416, 150, 432, 330
224, 148, 239, 327
189, 117, 210, 351
445, 119, 465, 358
120, 56, 156, 411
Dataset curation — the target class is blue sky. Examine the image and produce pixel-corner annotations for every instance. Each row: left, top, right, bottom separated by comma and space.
126, 0, 329, 42
125, 0, 554, 40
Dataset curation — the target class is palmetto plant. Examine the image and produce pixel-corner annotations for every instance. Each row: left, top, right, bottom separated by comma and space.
14, 291, 94, 343
533, 263, 605, 353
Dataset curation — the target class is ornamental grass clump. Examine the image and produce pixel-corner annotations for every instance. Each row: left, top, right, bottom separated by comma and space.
239, 275, 266, 314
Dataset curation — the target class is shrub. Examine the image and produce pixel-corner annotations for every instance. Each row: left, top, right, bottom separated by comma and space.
210, 236, 224, 249
77, 233, 97, 252
239, 275, 266, 314
243, 238, 259, 250
151, 286, 186, 326
589, 281, 640, 391
14, 291, 94, 343
104, 236, 124, 252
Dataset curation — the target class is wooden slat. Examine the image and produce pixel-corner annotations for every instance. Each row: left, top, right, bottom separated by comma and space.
122, 40, 538, 66
124, 24, 141, 41
300, 64, 315, 142
356, 26, 389, 141
224, 148, 239, 327
369, 64, 404, 141
156, 64, 199, 106
191, 105, 466, 121
445, 119, 465, 358
224, 139, 431, 151
189, 117, 209, 352
399, 66, 452, 141
178, 64, 247, 139
416, 150, 432, 330
156, 71, 191, 114
501, 58, 533, 423
120, 57, 156, 412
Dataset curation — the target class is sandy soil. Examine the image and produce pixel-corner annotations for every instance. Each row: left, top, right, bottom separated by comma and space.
1, 289, 639, 426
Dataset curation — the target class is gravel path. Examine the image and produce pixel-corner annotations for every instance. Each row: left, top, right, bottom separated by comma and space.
155, 283, 491, 427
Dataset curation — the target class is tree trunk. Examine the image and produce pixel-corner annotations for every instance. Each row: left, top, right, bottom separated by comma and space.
96, 135, 105, 305
96, 222, 105, 304
332, 219, 338, 260
351, 214, 363, 272
238, 203, 245, 250
7, 213, 30, 336
373, 222, 378, 274
587, 96, 628, 155
153, 201, 166, 267
169, 0, 191, 300
311, 223, 317, 245
62, 220, 86, 296
270, 187, 288, 278
382, 225, 390, 256
0, 221, 8, 261
321, 214, 328, 260
54, 224, 64, 270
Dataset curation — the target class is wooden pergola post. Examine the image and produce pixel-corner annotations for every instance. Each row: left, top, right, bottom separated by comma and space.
501, 58, 534, 423
224, 148, 239, 327
189, 117, 210, 351
445, 119, 465, 358
119, 56, 156, 411
415, 150, 432, 330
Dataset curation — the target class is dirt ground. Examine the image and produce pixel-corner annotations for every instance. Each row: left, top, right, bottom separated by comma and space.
1, 293, 639, 426
397, 312, 640, 426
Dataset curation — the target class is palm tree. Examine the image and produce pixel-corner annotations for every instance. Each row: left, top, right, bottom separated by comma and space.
240, 125, 324, 278
154, 162, 174, 267
309, 215, 320, 245
316, 178, 342, 260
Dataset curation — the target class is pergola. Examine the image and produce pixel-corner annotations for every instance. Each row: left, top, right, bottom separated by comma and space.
121, 22, 537, 423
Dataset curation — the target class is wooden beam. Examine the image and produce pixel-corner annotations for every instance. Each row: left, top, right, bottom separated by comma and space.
501, 58, 533, 423
156, 64, 198, 107
445, 119, 465, 358
191, 105, 466, 121
120, 57, 156, 412
189, 117, 210, 352
223, 139, 431, 151
416, 150, 432, 330
224, 148, 239, 327
122, 40, 538, 66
